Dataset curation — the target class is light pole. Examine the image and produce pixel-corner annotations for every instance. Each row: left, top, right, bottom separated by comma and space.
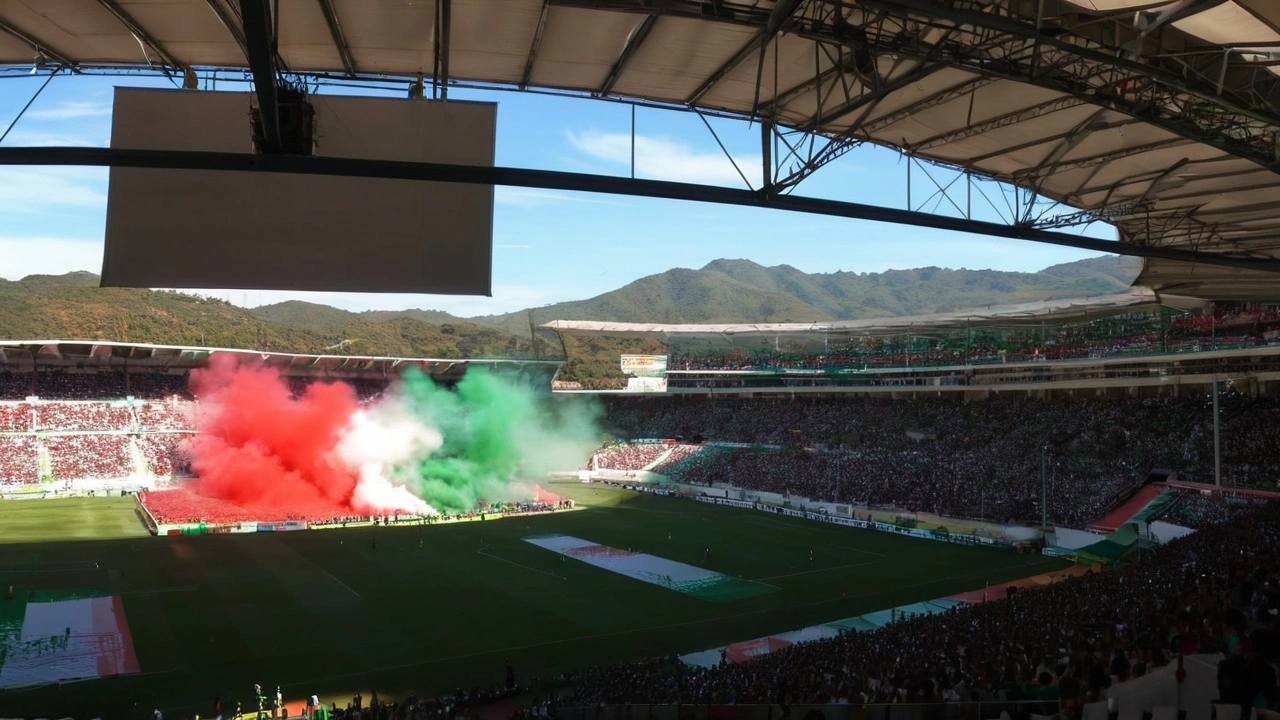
1213, 376, 1222, 489
1041, 444, 1048, 530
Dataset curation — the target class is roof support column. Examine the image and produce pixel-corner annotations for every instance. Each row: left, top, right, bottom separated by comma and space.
761, 117, 774, 195
434, 0, 451, 99
239, 0, 282, 152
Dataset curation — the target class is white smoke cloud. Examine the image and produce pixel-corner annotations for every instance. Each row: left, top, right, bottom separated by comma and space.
336, 399, 442, 515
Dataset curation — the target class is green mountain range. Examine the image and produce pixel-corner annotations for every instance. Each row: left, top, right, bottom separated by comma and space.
0, 255, 1141, 383
471, 254, 1141, 331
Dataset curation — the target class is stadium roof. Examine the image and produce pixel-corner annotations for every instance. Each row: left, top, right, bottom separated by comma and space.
2, 1, 1280, 298
542, 289, 1205, 343
0, 340, 560, 380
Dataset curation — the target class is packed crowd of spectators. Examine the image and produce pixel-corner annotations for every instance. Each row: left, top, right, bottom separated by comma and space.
125, 372, 191, 399
139, 487, 264, 524
0, 371, 30, 398
320, 684, 528, 720
0, 435, 37, 485
27, 370, 131, 400
44, 435, 132, 480
0, 403, 30, 432
1161, 491, 1268, 530
602, 393, 1280, 524
134, 398, 195, 431
137, 488, 366, 524
564, 500, 1280, 710
668, 303, 1280, 373
592, 442, 668, 471
0, 395, 195, 483
33, 402, 135, 431
135, 434, 189, 477
286, 376, 390, 402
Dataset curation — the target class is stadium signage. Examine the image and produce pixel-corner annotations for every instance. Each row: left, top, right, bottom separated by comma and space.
256, 521, 307, 532
620, 355, 668, 377
694, 496, 998, 546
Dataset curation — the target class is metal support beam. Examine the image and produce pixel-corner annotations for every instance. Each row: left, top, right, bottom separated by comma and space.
204, 0, 250, 61
1134, 0, 1229, 36
687, 0, 802, 106
686, 29, 763, 105
5, 144, 1280, 275
316, 0, 356, 76
860, 76, 998, 136
1022, 138, 1193, 177
0, 17, 76, 69
910, 96, 1087, 152
805, 63, 943, 132
238, 0, 282, 152
520, 0, 550, 90
966, 118, 1141, 164
434, 0, 451, 99
855, 0, 1280, 129
440, 0, 450, 99
600, 14, 658, 95
96, 0, 187, 72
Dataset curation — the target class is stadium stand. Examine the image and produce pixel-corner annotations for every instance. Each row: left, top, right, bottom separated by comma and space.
592, 442, 667, 471
0, 371, 29, 398
603, 394, 1280, 524
1161, 491, 1267, 531
0, 435, 38, 485
32, 369, 131, 400
125, 372, 193, 400
33, 402, 135, 431
562, 501, 1280, 708
44, 435, 133, 480
133, 398, 194, 431
665, 303, 1280, 373
135, 434, 188, 477
0, 403, 30, 432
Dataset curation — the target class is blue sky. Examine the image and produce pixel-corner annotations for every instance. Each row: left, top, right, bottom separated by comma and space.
0, 73, 1118, 317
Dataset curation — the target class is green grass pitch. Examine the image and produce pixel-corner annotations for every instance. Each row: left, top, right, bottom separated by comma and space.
0, 484, 1067, 718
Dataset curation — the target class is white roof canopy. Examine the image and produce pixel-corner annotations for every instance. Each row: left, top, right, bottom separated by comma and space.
542, 289, 1205, 344
2, 1, 1280, 299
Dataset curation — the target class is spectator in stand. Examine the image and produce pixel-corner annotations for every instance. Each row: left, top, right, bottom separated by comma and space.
0, 435, 38, 485
34, 402, 134, 431
45, 435, 134, 480
0, 404, 31, 432
563, 501, 1280, 708
0, 371, 31, 400
125, 373, 193, 400
134, 398, 196, 431
604, 393, 1280, 525
592, 443, 667, 471
33, 370, 129, 400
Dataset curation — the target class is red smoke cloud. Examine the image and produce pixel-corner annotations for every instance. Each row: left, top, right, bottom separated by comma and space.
183, 354, 362, 517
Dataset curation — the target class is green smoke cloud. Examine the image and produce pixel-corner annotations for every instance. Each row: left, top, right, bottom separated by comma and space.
393, 367, 600, 514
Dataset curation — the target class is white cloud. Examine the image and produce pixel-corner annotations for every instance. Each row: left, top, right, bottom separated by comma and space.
0, 129, 105, 147
494, 187, 579, 207
0, 167, 108, 214
493, 186, 631, 208
0, 236, 102, 279
27, 101, 113, 121
566, 129, 760, 187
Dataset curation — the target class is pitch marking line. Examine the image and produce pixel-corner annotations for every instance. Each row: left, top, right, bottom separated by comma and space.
831, 544, 887, 558
476, 545, 567, 580
321, 570, 361, 599
753, 559, 882, 582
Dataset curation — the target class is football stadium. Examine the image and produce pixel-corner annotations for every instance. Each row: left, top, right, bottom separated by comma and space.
2, 2, 1280, 720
